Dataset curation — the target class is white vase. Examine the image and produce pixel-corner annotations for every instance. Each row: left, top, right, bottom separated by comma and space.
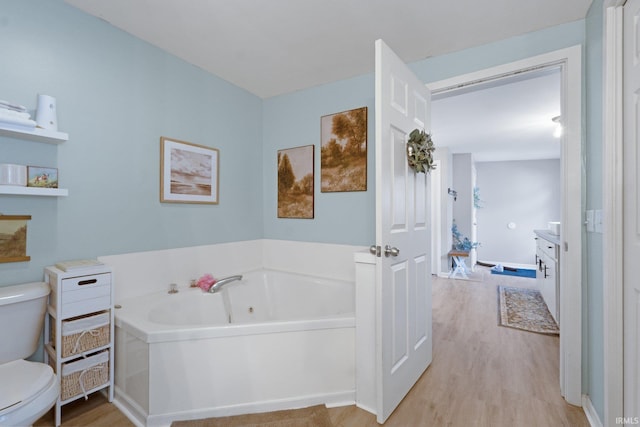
35, 94, 57, 131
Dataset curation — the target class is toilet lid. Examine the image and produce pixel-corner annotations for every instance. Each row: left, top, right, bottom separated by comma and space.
0, 360, 55, 413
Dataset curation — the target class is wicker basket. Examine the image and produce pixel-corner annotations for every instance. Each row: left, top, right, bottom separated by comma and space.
52, 311, 110, 358
50, 350, 110, 401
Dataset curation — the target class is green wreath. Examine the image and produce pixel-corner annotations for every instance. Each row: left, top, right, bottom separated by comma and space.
406, 129, 436, 173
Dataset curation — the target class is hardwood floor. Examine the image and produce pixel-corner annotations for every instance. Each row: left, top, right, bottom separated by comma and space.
34, 392, 133, 427
35, 268, 588, 426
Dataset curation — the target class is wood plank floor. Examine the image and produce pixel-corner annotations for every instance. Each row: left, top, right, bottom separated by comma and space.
35, 268, 588, 426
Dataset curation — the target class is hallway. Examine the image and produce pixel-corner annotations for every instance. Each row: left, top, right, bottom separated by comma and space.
328, 269, 589, 426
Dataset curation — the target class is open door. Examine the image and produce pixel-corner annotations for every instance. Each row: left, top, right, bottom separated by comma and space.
374, 39, 432, 423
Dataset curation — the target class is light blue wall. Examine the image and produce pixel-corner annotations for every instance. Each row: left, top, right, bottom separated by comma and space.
3, 3, 606, 415
0, 1, 263, 286
262, 76, 375, 245
262, 21, 585, 246
585, 0, 605, 420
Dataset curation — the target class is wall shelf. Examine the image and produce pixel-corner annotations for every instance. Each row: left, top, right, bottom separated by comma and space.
0, 124, 68, 144
0, 185, 68, 196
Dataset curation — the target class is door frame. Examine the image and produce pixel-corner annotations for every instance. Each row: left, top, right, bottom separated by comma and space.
431, 159, 442, 275
426, 45, 583, 406
602, 0, 626, 424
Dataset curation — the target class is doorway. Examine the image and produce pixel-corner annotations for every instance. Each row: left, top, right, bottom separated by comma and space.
426, 46, 583, 406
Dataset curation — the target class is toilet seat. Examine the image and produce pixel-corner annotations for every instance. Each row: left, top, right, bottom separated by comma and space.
0, 359, 59, 426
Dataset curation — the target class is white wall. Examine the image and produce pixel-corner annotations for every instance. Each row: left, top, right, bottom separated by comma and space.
451, 154, 477, 266
434, 148, 453, 275
452, 154, 474, 239
475, 159, 560, 265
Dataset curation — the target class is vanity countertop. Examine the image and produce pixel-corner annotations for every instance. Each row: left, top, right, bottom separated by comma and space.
534, 229, 561, 246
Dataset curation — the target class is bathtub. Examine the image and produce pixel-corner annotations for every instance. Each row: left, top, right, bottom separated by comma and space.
113, 269, 356, 427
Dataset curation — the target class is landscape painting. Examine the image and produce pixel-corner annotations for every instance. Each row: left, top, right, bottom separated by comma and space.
278, 145, 314, 219
320, 106, 367, 192
0, 215, 31, 263
160, 137, 219, 204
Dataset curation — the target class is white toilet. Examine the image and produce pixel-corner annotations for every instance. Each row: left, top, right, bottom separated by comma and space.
0, 282, 59, 426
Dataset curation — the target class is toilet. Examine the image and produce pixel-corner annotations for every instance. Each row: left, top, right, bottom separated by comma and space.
0, 282, 59, 426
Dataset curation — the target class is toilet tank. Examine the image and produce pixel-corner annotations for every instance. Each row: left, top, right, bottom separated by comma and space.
0, 282, 50, 364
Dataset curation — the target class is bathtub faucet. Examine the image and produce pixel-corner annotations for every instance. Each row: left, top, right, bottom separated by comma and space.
209, 275, 243, 293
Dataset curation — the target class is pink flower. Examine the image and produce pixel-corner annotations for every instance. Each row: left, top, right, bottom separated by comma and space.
196, 274, 217, 292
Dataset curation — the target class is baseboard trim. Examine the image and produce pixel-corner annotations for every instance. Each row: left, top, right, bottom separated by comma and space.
582, 394, 603, 427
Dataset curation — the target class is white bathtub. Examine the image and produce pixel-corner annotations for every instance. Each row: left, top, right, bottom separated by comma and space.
113, 269, 356, 427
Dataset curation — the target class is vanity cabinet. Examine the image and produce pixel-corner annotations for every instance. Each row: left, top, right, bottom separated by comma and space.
0, 123, 69, 196
534, 230, 560, 324
43, 264, 114, 427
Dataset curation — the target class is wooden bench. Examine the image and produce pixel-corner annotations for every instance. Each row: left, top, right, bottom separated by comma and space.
448, 250, 470, 279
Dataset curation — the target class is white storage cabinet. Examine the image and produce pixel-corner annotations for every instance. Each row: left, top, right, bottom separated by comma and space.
43, 265, 114, 427
534, 231, 560, 324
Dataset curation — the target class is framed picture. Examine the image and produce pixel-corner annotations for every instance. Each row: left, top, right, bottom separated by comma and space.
320, 106, 367, 192
277, 145, 314, 219
0, 215, 31, 263
27, 166, 58, 188
160, 137, 219, 204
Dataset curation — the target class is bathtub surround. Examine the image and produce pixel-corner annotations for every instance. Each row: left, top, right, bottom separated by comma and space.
99, 239, 361, 426
112, 268, 355, 426
99, 239, 363, 303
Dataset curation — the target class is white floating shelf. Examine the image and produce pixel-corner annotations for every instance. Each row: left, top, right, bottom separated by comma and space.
0, 124, 69, 144
0, 185, 68, 197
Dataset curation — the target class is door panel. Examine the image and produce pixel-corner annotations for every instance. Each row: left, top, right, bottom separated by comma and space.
375, 39, 432, 423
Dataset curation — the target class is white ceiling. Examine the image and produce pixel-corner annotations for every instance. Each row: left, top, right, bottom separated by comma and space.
431, 68, 562, 162
64, 0, 592, 99
63, 0, 586, 162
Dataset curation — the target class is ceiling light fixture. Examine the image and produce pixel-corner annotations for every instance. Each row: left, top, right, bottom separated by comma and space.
552, 115, 562, 138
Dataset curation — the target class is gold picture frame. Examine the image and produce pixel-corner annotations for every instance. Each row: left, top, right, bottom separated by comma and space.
0, 215, 31, 263
277, 145, 314, 219
160, 137, 219, 204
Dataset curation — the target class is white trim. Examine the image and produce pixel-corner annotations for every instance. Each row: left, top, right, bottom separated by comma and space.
602, 1, 625, 425
583, 394, 605, 427
427, 45, 583, 406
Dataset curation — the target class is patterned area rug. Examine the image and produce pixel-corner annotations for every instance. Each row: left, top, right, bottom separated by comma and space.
171, 405, 333, 427
497, 286, 559, 335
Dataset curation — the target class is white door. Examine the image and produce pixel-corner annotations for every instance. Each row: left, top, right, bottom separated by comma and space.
624, 0, 640, 419
374, 39, 432, 423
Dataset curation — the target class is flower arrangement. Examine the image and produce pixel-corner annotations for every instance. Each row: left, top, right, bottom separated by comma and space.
196, 274, 217, 292
452, 222, 480, 251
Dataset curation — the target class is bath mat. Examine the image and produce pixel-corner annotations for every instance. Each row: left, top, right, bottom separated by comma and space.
491, 268, 536, 278
171, 405, 333, 427
497, 286, 559, 335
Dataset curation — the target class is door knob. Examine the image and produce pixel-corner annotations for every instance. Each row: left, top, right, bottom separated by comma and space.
369, 245, 381, 256
384, 245, 400, 257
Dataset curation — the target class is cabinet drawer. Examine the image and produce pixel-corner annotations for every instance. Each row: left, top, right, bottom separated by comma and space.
537, 240, 557, 261
50, 273, 112, 318
62, 273, 111, 293
60, 295, 111, 318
